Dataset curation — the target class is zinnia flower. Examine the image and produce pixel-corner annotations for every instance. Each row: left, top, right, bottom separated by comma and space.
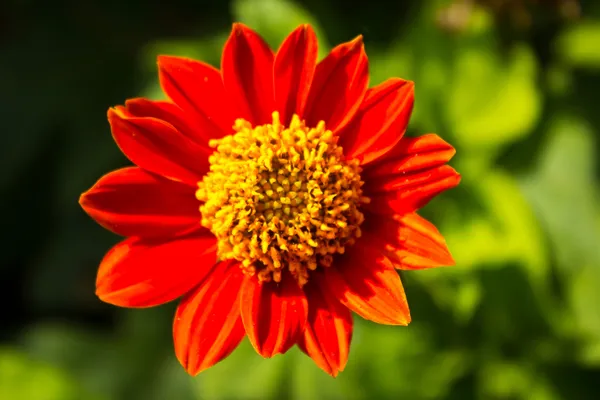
79, 23, 460, 377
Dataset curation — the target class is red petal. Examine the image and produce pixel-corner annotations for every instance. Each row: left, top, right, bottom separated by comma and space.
363, 212, 455, 269
222, 23, 275, 125
157, 56, 235, 139
364, 134, 456, 179
108, 108, 209, 185
79, 167, 200, 238
339, 78, 414, 165
304, 36, 368, 133
173, 260, 246, 376
274, 24, 318, 124
124, 98, 212, 147
239, 275, 308, 357
96, 233, 217, 307
297, 279, 353, 377
320, 240, 410, 325
364, 165, 460, 215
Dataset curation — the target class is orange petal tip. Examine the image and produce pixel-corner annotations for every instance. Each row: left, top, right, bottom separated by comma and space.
156, 54, 192, 66
350, 34, 364, 47
298, 24, 315, 35
107, 106, 127, 120
78, 191, 86, 207
156, 55, 174, 67
231, 22, 251, 35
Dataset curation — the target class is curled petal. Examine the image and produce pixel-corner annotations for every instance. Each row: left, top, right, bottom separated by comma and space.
96, 233, 216, 307
239, 275, 308, 358
124, 98, 212, 147
340, 78, 414, 165
274, 24, 318, 124
108, 109, 209, 185
222, 23, 275, 125
363, 212, 455, 269
174, 261, 246, 376
297, 280, 353, 377
304, 36, 368, 132
157, 56, 234, 139
320, 240, 410, 325
365, 134, 457, 178
79, 167, 200, 238
364, 165, 460, 215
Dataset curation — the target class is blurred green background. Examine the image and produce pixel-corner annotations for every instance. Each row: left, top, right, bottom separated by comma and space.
2, 0, 600, 398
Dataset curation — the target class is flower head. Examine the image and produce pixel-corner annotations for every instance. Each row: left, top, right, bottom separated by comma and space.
79, 23, 460, 377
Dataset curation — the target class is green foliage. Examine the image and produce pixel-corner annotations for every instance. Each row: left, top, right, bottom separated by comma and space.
557, 21, 600, 68
446, 45, 540, 150
0, 348, 97, 400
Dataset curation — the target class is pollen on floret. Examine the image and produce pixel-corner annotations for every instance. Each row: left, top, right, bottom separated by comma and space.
196, 112, 369, 286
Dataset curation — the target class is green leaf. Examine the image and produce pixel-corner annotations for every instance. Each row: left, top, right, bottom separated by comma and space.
519, 115, 600, 354
146, 359, 196, 400
289, 350, 355, 400
22, 324, 120, 399
477, 361, 560, 400
21, 312, 186, 400
446, 45, 541, 150
519, 115, 600, 271
375, 3, 540, 152
557, 21, 600, 68
570, 265, 600, 343
193, 339, 289, 400
0, 348, 97, 400
440, 171, 548, 284
347, 321, 469, 399
453, 277, 483, 323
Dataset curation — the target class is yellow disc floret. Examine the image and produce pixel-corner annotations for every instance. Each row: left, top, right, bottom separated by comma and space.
196, 112, 368, 286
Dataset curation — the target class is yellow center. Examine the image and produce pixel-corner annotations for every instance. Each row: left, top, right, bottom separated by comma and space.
196, 112, 368, 286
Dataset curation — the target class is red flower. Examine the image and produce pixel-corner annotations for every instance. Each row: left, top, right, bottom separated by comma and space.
79, 23, 460, 377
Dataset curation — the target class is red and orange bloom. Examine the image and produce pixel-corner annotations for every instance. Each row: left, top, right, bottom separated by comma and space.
79, 23, 460, 377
